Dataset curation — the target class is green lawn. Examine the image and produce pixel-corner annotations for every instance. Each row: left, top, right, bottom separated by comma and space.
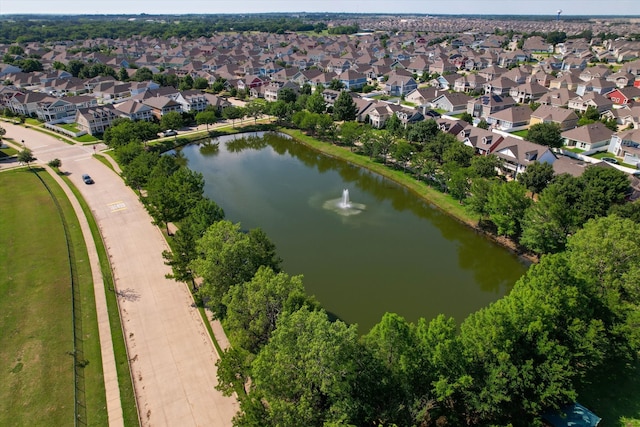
76, 134, 100, 143
0, 144, 18, 159
0, 168, 108, 426
511, 129, 528, 138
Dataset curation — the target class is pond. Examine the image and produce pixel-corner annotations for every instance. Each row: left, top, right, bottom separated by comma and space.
178, 132, 528, 332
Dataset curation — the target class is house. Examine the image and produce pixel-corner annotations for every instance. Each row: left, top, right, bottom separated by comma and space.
454, 74, 486, 93
431, 92, 473, 114
605, 86, 640, 106
142, 95, 183, 119
567, 92, 613, 114
436, 118, 466, 136
35, 97, 77, 122
467, 94, 515, 119
486, 105, 532, 131
113, 99, 154, 121
530, 105, 580, 131
491, 136, 557, 178
483, 76, 517, 96
549, 71, 582, 91
337, 69, 367, 90
394, 107, 424, 127
608, 128, 640, 167
176, 90, 210, 112
457, 125, 503, 155
264, 81, 300, 102
7, 91, 57, 117
508, 81, 549, 103
538, 88, 576, 108
562, 122, 614, 152
575, 78, 616, 96
74, 105, 120, 135
405, 87, 438, 106
384, 74, 418, 97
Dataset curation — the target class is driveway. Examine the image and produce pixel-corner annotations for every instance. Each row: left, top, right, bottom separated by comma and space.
4, 123, 238, 426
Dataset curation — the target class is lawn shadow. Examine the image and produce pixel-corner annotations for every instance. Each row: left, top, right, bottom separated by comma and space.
578, 356, 640, 426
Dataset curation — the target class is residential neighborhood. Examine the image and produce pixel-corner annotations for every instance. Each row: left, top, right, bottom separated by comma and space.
3, 14, 640, 175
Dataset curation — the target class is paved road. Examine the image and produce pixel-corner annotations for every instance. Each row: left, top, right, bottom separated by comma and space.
4, 123, 238, 426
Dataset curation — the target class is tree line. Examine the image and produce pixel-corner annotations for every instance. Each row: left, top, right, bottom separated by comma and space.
103, 105, 640, 425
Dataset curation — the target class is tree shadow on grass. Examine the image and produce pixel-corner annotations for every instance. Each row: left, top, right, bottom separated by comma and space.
577, 356, 640, 426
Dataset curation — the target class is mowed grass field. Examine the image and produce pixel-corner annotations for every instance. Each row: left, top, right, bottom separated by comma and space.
0, 168, 107, 426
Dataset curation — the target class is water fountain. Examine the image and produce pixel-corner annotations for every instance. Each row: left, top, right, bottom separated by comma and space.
323, 188, 365, 216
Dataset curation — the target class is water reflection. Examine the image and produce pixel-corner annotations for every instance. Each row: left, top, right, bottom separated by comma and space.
179, 131, 527, 329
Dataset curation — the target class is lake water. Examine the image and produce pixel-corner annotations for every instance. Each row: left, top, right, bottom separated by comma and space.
178, 132, 528, 332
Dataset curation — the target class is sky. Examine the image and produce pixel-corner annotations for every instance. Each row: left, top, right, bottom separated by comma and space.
1, 0, 639, 16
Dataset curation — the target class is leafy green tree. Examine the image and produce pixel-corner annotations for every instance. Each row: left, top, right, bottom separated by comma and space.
246, 307, 361, 427
316, 113, 335, 139
442, 142, 474, 168
178, 75, 194, 91
609, 200, 640, 223
339, 121, 362, 149
268, 100, 291, 124
305, 89, 326, 114
447, 166, 471, 203
47, 158, 61, 169
460, 112, 473, 124
278, 87, 297, 104
333, 91, 357, 121
195, 110, 217, 131
132, 67, 153, 82
192, 221, 281, 318
223, 266, 316, 354
517, 161, 555, 196
118, 67, 129, 82
115, 141, 145, 166
160, 111, 184, 131
477, 119, 489, 130
374, 130, 395, 164
577, 165, 630, 222
392, 140, 414, 172
520, 182, 580, 254
17, 148, 35, 167
244, 99, 267, 124
469, 154, 500, 178
122, 150, 159, 194
329, 79, 345, 90
566, 215, 640, 353
406, 119, 439, 144
146, 167, 204, 234
384, 113, 403, 137
454, 253, 606, 425
163, 198, 224, 290
526, 122, 563, 148
467, 178, 495, 220
222, 105, 244, 127
193, 76, 209, 90
487, 181, 531, 238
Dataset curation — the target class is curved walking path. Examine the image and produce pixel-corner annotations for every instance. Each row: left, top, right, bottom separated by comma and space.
3, 123, 238, 426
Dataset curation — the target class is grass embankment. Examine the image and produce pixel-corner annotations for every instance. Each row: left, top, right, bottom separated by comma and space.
0, 168, 107, 426
61, 175, 140, 426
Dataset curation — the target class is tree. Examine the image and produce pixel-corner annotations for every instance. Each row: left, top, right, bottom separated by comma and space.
447, 166, 471, 203
146, 167, 204, 234
245, 99, 267, 124
333, 91, 357, 122
487, 181, 531, 238
223, 266, 315, 354
566, 215, 640, 353
384, 113, 403, 137
339, 121, 362, 150
17, 148, 35, 167
406, 119, 439, 144
306, 89, 326, 114
577, 165, 630, 222
118, 67, 129, 82
374, 130, 395, 164
460, 112, 473, 124
163, 198, 225, 291
160, 111, 184, 131
132, 67, 153, 82
246, 307, 361, 427
469, 154, 500, 179
193, 76, 209, 90
329, 79, 345, 90
222, 106, 244, 128
122, 150, 159, 193
114, 141, 145, 166
477, 119, 489, 130
192, 220, 281, 318
268, 100, 291, 124
520, 182, 580, 254
0, 125, 6, 142
278, 87, 298, 104
47, 158, 62, 170
517, 161, 555, 196
467, 178, 495, 220
526, 122, 563, 148
195, 110, 217, 131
